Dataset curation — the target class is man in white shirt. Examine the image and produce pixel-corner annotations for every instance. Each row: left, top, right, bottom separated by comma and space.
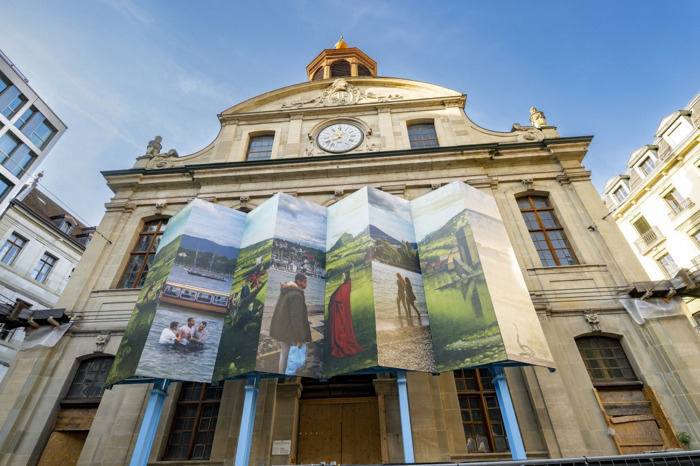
158, 321, 179, 344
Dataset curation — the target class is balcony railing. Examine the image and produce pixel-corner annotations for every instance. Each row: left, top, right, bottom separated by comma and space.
634, 226, 665, 255
668, 198, 695, 219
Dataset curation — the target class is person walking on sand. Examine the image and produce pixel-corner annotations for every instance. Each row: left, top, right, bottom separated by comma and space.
404, 278, 420, 318
396, 272, 408, 317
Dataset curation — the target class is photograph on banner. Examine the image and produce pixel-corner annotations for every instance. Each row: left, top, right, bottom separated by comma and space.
131, 200, 245, 383
367, 187, 435, 372
324, 188, 378, 378
106, 201, 192, 386
253, 194, 327, 378
213, 196, 277, 380
459, 183, 555, 368
411, 182, 506, 372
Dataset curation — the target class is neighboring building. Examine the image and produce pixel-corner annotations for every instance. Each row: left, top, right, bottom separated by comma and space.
602, 92, 700, 320
1, 40, 699, 465
0, 178, 92, 380
0, 49, 66, 214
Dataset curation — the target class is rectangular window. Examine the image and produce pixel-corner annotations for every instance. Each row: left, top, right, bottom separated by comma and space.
0, 133, 20, 161
408, 122, 439, 149
0, 232, 26, 265
32, 252, 57, 283
632, 216, 651, 235
14, 106, 37, 129
663, 188, 687, 215
2, 143, 36, 177
245, 134, 274, 161
0, 73, 9, 95
517, 195, 578, 266
29, 120, 57, 149
118, 219, 167, 288
454, 369, 509, 453
656, 252, 678, 278
1, 93, 27, 119
613, 185, 628, 203
638, 156, 656, 175
0, 175, 11, 201
164, 382, 223, 460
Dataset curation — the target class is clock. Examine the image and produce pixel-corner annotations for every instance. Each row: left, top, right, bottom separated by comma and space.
316, 123, 364, 153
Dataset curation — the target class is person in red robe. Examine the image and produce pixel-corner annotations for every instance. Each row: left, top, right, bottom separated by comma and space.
328, 269, 363, 358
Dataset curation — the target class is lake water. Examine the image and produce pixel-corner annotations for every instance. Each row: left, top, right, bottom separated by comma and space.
372, 261, 429, 331
168, 265, 233, 294
136, 306, 224, 383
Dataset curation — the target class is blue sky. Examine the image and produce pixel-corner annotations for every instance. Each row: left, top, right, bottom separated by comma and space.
2, 1, 699, 226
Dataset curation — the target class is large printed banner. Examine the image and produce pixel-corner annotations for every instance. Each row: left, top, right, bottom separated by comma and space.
107, 182, 554, 386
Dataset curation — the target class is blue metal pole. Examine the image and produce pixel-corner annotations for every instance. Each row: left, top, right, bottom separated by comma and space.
396, 370, 415, 463
489, 366, 526, 460
235, 373, 260, 466
130, 378, 170, 466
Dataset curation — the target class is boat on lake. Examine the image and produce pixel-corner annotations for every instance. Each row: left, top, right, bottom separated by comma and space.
161, 282, 229, 313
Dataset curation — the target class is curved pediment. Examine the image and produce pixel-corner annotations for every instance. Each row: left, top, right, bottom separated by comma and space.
221, 77, 465, 116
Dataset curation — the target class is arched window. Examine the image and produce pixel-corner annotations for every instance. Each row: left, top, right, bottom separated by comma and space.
246, 134, 274, 161
357, 65, 371, 76
163, 382, 223, 460
330, 60, 351, 77
576, 336, 636, 383
312, 68, 325, 81
454, 369, 509, 453
517, 195, 578, 267
118, 218, 168, 288
407, 122, 438, 149
65, 356, 114, 403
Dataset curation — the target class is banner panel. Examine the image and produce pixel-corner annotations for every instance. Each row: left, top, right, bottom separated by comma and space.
456, 182, 554, 367
213, 195, 278, 380
107, 200, 245, 385
254, 194, 327, 378
324, 188, 378, 377
412, 182, 506, 372
366, 187, 435, 372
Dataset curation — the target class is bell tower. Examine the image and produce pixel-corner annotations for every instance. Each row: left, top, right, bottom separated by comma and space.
306, 35, 377, 81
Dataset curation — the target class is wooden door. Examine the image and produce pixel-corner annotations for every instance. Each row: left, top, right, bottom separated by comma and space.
594, 388, 680, 454
297, 398, 382, 464
37, 407, 96, 465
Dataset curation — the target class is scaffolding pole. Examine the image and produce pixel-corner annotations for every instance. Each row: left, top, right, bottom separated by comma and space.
130, 378, 170, 466
490, 366, 526, 460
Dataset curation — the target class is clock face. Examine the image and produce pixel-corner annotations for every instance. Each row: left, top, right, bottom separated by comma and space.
316, 123, 364, 153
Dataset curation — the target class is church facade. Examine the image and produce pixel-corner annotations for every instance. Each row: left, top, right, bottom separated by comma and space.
0, 41, 699, 465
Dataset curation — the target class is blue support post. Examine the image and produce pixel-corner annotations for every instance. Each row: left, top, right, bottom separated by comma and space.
396, 370, 415, 463
489, 366, 526, 460
130, 379, 170, 466
235, 373, 260, 466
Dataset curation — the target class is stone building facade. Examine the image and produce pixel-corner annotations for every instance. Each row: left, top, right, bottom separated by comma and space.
602, 92, 700, 321
0, 41, 699, 465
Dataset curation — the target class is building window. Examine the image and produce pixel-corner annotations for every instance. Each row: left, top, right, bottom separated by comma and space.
517, 195, 578, 267
656, 252, 678, 278
32, 252, 57, 283
577, 336, 636, 383
454, 369, 509, 453
14, 106, 37, 129
312, 68, 325, 81
330, 60, 351, 77
163, 382, 223, 461
357, 65, 372, 76
638, 156, 656, 176
0, 133, 20, 161
1, 94, 27, 119
118, 219, 167, 288
407, 122, 439, 149
0, 73, 9, 95
3, 144, 36, 177
60, 220, 74, 234
245, 134, 274, 161
613, 185, 628, 203
29, 120, 57, 149
663, 188, 687, 215
65, 357, 114, 402
0, 232, 27, 265
0, 175, 11, 201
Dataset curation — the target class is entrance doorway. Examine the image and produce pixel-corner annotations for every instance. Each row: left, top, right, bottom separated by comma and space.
296, 375, 382, 464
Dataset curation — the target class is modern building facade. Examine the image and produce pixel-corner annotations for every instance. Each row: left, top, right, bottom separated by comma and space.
0, 49, 66, 215
0, 178, 91, 381
602, 92, 700, 320
1, 41, 699, 465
